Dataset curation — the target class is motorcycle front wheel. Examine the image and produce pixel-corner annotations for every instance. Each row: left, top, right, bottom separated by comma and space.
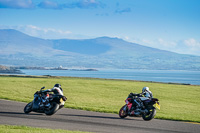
45, 102, 59, 115
119, 105, 128, 118
24, 102, 32, 114
142, 108, 156, 121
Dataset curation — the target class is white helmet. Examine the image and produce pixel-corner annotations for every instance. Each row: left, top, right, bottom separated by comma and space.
142, 87, 149, 94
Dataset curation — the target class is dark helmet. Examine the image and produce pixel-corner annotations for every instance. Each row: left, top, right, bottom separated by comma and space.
54, 84, 61, 88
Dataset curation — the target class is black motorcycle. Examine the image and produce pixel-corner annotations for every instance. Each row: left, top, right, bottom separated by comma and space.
24, 87, 67, 115
119, 93, 160, 121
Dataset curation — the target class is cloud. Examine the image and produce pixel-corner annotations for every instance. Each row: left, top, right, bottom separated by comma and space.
142, 38, 200, 56
134, 38, 177, 50
77, 0, 105, 9
115, 8, 131, 14
182, 38, 200, 55
38, 0, 61, 9
0, 25, 72, 39
0, 25, 95, 39
184, 38, 200, 47
0, 0, 34, 9
63, 0, 105, 9
0, 0, 105, 9
157, 38, 177, 47
124, 37, 200, 56
25, 25, 72, 39
38, 0, 105, 9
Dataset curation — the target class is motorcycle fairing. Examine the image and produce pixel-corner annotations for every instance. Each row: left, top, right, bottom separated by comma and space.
125, 98, 133, 110
32, 98, 40, 111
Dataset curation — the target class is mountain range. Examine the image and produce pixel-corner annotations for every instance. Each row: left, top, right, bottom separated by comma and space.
0, 29, 200, 70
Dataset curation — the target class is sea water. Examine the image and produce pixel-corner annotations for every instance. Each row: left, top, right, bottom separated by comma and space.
19, 69, 200, 85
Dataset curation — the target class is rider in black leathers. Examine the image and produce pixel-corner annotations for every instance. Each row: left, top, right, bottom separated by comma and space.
128, 87, 153, 114
40, 84, 64, 107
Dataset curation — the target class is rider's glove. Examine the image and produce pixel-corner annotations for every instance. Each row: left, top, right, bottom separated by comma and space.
129, 93, 134, 97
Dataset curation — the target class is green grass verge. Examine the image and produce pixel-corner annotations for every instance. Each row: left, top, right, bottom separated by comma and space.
0, 75, 199, 123
0, 125, 90, 133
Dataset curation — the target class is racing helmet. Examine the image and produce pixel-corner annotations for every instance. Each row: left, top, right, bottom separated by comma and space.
142, 87, 149, 94
54, 84, 61, 88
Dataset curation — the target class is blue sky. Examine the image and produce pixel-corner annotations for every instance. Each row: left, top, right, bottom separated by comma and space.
0, 0, 200, 56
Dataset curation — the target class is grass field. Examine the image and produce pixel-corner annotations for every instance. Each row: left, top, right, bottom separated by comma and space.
0, 75, 199, 123
0, 125, 90, 133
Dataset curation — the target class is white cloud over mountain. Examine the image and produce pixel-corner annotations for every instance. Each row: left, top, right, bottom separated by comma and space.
124, 37, 200, 56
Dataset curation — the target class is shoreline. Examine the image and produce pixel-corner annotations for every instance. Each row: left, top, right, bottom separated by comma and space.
0, 71, 24, 74
0, 74, 198, 86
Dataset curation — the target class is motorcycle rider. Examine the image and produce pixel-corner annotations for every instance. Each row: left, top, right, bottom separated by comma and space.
142, 87, 153, 99
128, 87, 153, 114
40, 84, 64, 107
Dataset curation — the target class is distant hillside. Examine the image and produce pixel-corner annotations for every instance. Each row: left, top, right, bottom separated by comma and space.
0, 29, 200, 70
0, 65, 23, 74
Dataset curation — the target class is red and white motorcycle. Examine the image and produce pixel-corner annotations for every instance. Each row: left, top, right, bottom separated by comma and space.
119, 93, 160, 121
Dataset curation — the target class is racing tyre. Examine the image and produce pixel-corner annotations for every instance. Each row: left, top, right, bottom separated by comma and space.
119, 105, 128, 118
24, 102, 32, 114
45, 102, 59, 115
142, 108, 156, 121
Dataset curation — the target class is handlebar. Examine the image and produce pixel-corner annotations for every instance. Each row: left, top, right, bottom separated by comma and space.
41, 86, 45, 90
129, 93, 142, 97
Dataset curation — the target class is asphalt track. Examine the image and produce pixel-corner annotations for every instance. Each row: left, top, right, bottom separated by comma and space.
0, 99, 199, 133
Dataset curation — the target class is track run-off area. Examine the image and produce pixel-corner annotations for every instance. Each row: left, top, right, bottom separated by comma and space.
0, 99, 199, 133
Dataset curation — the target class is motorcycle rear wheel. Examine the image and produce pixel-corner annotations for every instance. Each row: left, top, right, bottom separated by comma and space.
119, 105, 128, 118
45, 102, 59, 115
142, 108, 156, 121
24, 102, 32, 114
